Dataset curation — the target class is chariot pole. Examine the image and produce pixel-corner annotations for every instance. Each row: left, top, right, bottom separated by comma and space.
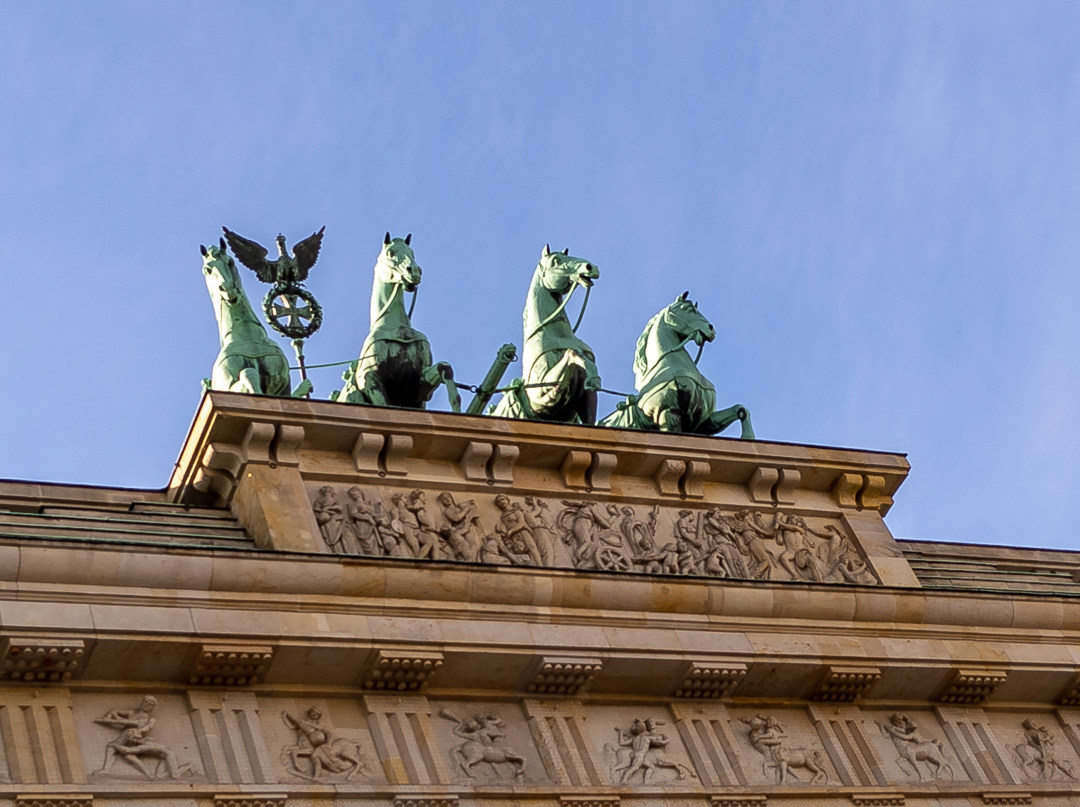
466, 343, 519, 415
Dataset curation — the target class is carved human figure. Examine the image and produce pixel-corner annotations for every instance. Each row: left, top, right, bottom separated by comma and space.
740, 714, 828, 785
437, 492, 484, 562
94, 696, 192, 779
703, 508, 748, 578
877, 713, 952, 781
810, 524, 876, 584
674, 509, 707, 574
281, 706, 366, 781
387, 493, 421, 557
439, 708, 526, 779
406, 490, 443, 559
774, 514, 824, 582
610, 717, 696, 784
731, 511, 775, 579
560, 501, 621, 568
1014, 718, 1076, 780
494, 495, 542, 565
341, 487, 381, 555
312, 486, 346, 553
523, 497, 556, 566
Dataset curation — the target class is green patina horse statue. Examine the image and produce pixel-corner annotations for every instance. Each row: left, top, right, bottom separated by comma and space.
200, 239, 312, 397
599, 293, 754, 438
335, 233, 461, 411
491, 245, 601, 424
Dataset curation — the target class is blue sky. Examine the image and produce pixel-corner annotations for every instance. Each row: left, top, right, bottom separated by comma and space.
2, 2, 1079, 549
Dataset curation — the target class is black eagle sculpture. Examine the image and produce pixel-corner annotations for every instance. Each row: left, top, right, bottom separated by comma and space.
221, 225, 326, 286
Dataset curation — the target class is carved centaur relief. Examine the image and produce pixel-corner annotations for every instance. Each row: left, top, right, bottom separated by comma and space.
605, 717, 697, 784
90, 696, 195, 780
739, 714, 830, 785
307, 483, 878, 584
281, 705, 370, 782
876, 713, 954, 781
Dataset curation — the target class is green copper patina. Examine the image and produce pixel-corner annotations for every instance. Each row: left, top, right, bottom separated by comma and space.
491, 245, 601, 424
599, 293, 754, 438
199, 240, 313, 398
335, 233, 461, 412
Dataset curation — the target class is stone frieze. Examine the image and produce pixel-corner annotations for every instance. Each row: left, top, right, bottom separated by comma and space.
307, 483, 879, 584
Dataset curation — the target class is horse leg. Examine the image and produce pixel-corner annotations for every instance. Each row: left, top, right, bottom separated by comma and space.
703, 405, 755, 439
528, 350, 587, 418
421, 362, 462, 413
237, 367, 262, 395
358, 371, 390, 407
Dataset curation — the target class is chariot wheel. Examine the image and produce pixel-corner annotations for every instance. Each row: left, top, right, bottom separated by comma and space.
263, 284, 323, 339
596, 546, 632, 572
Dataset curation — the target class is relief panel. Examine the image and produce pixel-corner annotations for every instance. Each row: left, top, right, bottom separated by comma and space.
258, 697, 382, 785
862, 709, 964, 784
429, 700, 546, 784
73, 694, 204, 783
987, 712, 1080, 783
569, 704, 699, 787
307, 483, 878, 585
728, 708, 834, 787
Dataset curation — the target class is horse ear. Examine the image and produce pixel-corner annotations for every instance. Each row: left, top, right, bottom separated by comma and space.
562, 248, 569, 255
200, 244, 208, 257
384, 232, 392, 245
680, 290, 689, 301
404, 233, 412, 245
542, 244, 551, 257
219, 237, 227, 251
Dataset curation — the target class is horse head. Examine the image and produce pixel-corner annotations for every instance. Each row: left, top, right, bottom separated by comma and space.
535, 244, 599, 294
375, 231, 422, 292
200, 238, 243, 307
664, 292, 716, 347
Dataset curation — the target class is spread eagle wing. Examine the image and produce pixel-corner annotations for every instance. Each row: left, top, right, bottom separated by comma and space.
291, 225, 326, 281
222, 227, 276, 283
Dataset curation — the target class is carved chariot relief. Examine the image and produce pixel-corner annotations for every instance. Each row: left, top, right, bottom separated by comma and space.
604, 717, 697, 784
308, 484, 878, 584
739, 714, 830, 785
91, 696, 196, 780
876, 713, 954, 781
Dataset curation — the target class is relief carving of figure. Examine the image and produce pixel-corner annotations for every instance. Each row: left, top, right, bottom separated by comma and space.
94, 696, 193, 779
740, 715, 829, 785
1013, 718, 1076, 780
340, 486, 381, 555
810, 524, 877, 584
606, 717, 697, 784
281, 706, 367, 781
523, 497, 556, 566
877, 713, 953, 781
774, 514, 825, 582
731, 511, 776, 579
674, 509, 708, 574
558, 501, 632, 572
313, 486, 346, 553
493, 495, 542, 565
439, 708, 526, 780
437, 492, 485, 562
407, 490, 444, 559
386, 492, 422, 557
702, 507, 748, 578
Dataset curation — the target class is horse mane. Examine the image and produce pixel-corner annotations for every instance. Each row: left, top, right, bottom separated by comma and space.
633, 309, 666, 381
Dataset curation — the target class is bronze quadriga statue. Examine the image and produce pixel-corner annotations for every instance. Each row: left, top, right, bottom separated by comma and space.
336, 233, 461, 411
491, 245, 602, 424
600, 293, 754, 438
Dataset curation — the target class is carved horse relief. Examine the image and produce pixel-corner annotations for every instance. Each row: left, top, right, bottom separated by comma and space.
600, 293, 753, 437
336, 233, 461, 411
492, 245, 601, 424
200, 240, 312, 397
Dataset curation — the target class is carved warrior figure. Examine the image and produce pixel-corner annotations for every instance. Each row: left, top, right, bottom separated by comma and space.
878, 713, 953, 781
1013, 718, 1077, 780
741, 715, 829, 785
439, 708, 526, 780
606, 717, 696, 784
492, 245, 602, 424
281, 706, 367, 781
199, 240, 312, 397
336, 233, 461, 411
599, 293, 753, 438
94, 696, 192, 779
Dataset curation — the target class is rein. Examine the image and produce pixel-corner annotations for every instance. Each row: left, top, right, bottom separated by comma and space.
524, 271, 592, 344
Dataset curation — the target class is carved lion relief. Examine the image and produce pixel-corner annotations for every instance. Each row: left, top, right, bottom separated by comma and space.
308, 484, 878, 585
